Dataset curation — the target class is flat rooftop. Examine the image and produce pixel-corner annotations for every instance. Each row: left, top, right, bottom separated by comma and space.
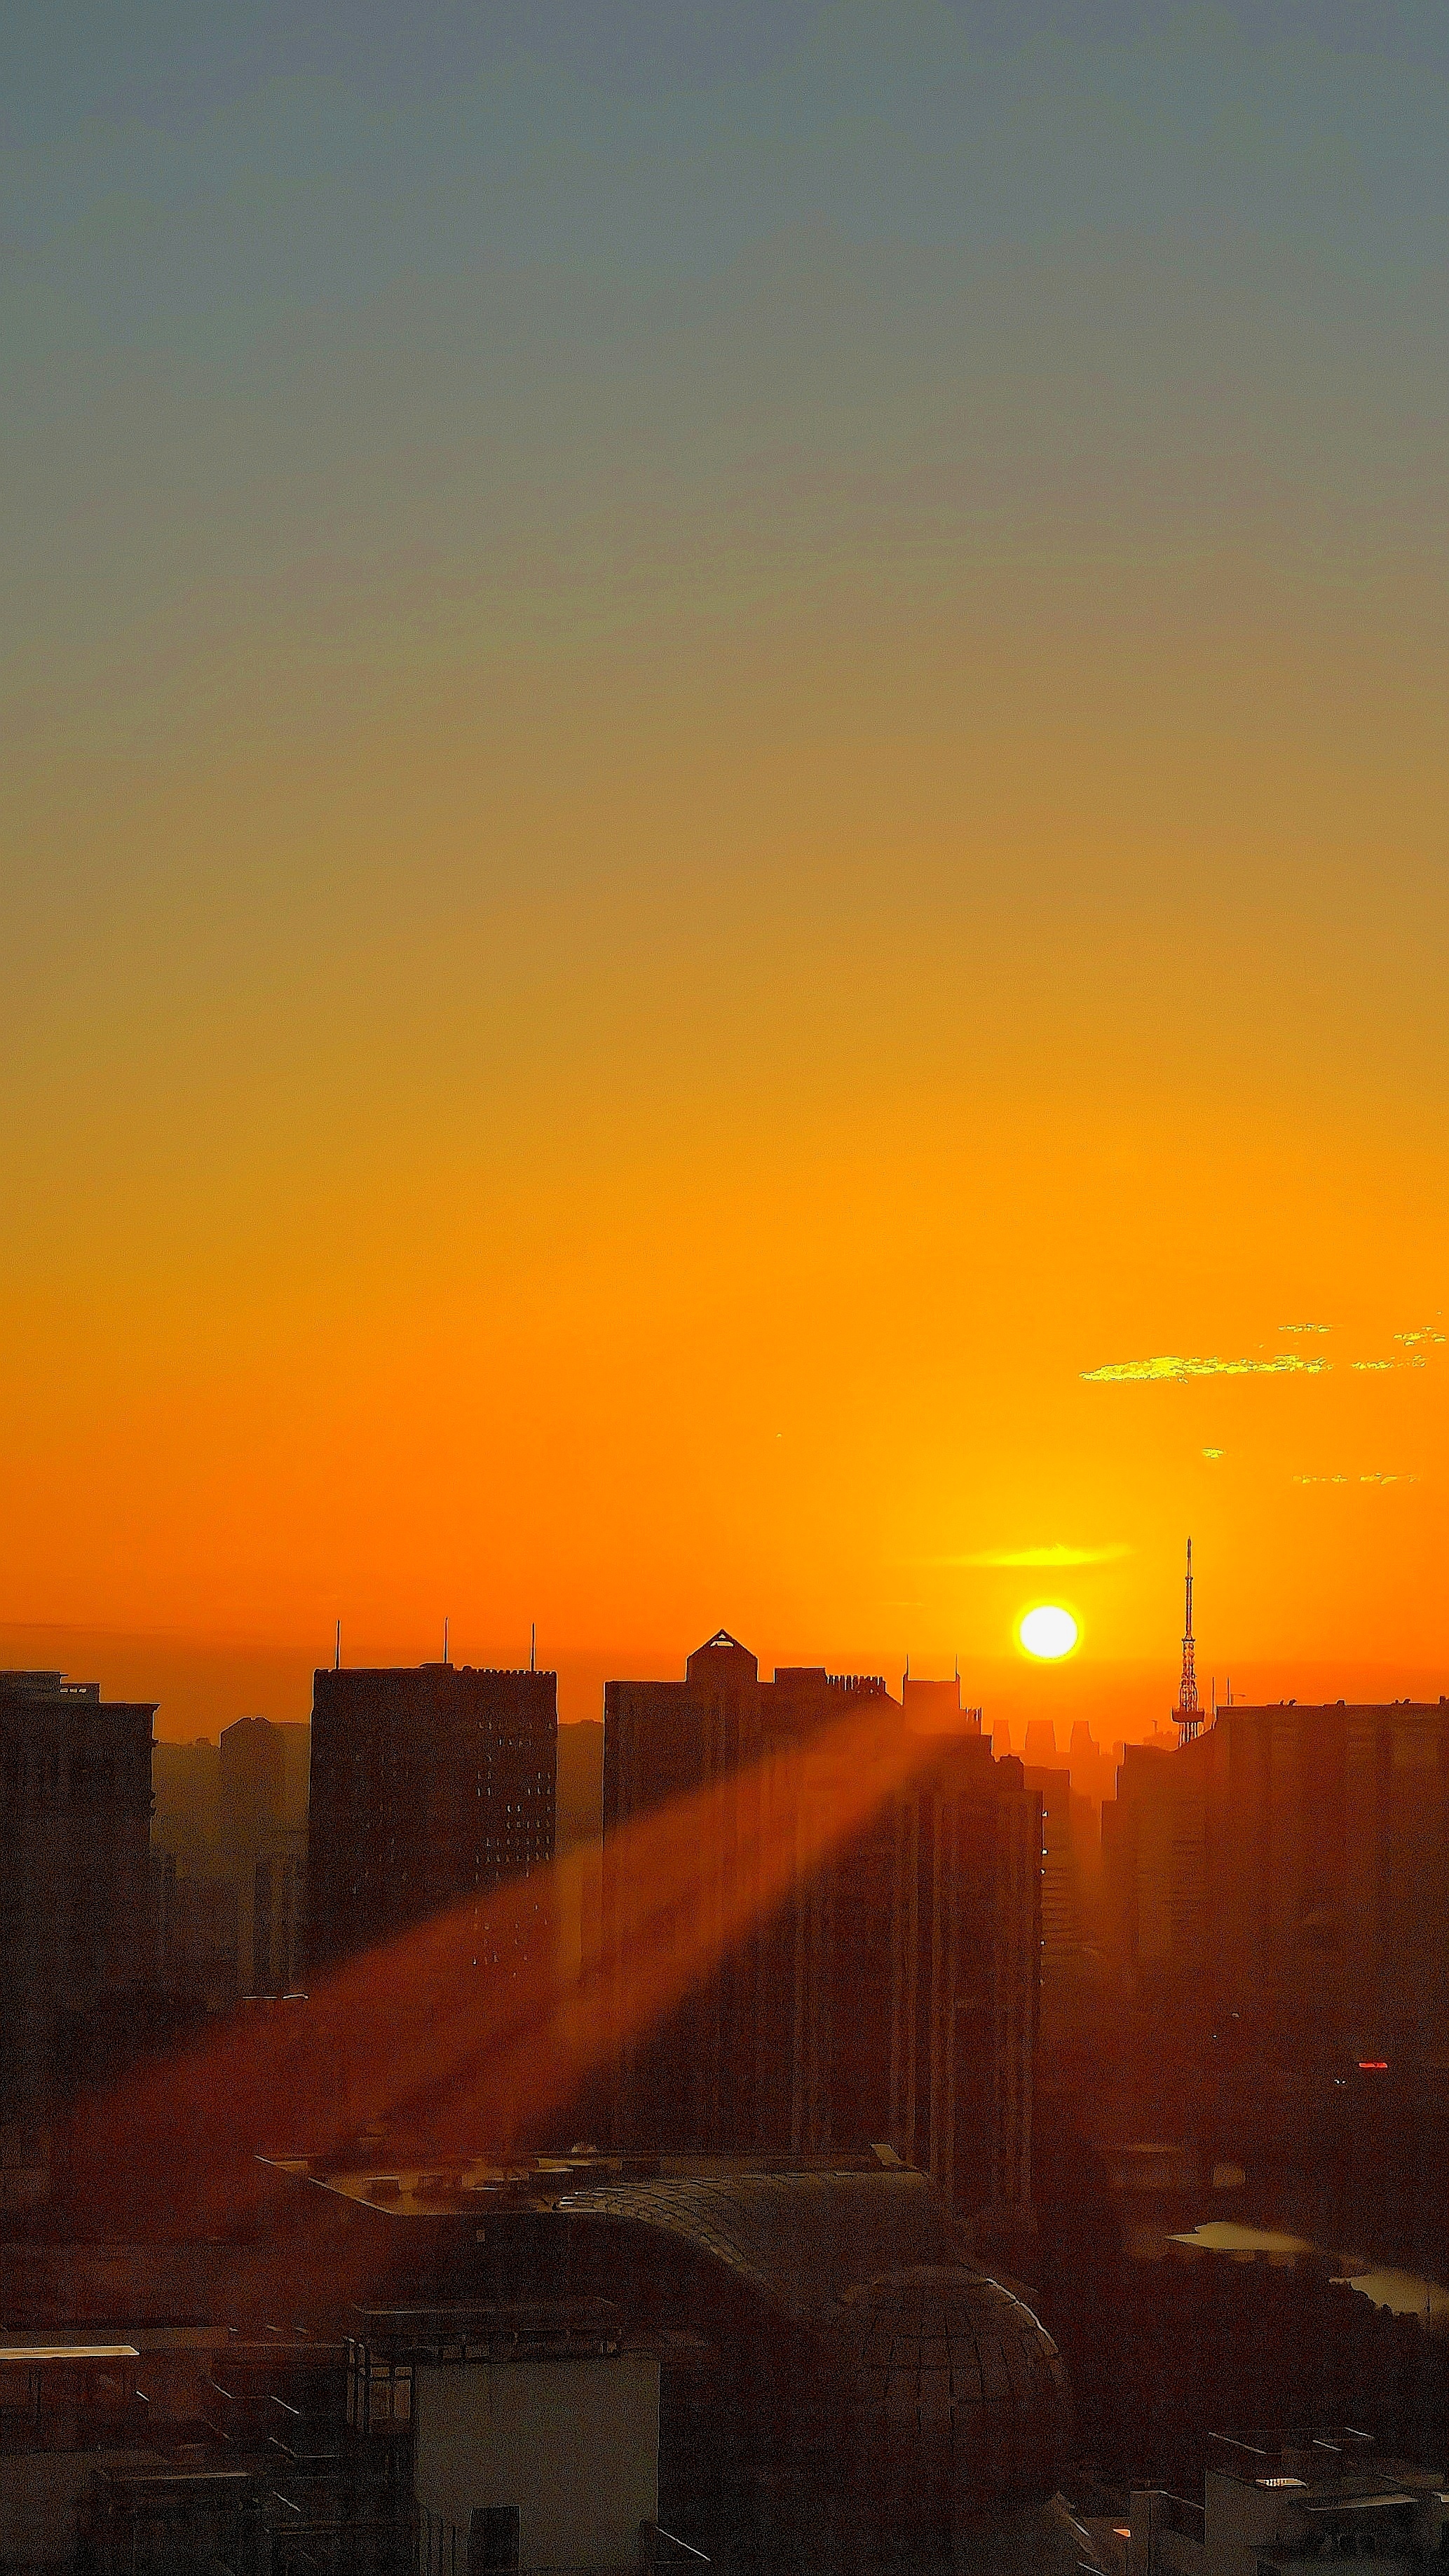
1207, 2432, 1445, 2496
267, 2143, 909, 2222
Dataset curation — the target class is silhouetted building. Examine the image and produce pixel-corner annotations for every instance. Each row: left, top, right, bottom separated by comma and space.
555, 1720, 604, 1993
604, 1641, 1041, 2234
218, 1715, 307, 1994
777, 1664, 911, 2155
1103, 2427, 1447, 2576
149, 1719, 309, 2002
307, 1662, 557, 1979
0, 1671, 154, 2123
150, 1736, 221, 1862
891, 1727, 1041, 2240
1206, 1701, 1449, 2066
604, 1634, 898, 2153
1101, 1735, 1211, 2002
1067, 1720, 1120, 1812
1099, 1700, 1449, 2069
1022, 1764, 1082, 1965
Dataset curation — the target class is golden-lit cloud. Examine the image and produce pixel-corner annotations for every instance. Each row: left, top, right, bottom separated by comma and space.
1279, 1322, 1331, 1335
1082, 1354, 1331, 1383
1294, 1472, 1418, 1486
935, 1542, 1131, 1569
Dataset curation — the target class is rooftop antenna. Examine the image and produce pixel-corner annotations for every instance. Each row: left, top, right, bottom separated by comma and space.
904, 1651, 911, 1684
334, 1620, 341, 1672
530, 1622, 536, 1674
443, 1615, 449, 1667
954, 1649, 960, 1683
1175, 1538, 1201, 1744
1211, 1674, 1217, 1719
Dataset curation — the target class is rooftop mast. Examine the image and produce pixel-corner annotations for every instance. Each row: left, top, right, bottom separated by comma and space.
1175, 1537, 1202, 1744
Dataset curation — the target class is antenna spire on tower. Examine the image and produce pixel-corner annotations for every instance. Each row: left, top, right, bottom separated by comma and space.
1175, 1536, 1201, 1743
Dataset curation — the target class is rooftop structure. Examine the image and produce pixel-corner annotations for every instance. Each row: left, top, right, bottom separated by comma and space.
1087, 2429, 1448, 2576
266, 2151, 1070, 2562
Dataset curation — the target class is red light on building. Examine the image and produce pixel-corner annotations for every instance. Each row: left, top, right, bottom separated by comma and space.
1357, 2060, 1389, 2071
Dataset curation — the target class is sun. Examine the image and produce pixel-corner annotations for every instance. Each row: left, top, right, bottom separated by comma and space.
1018, 1604, 1079, 1660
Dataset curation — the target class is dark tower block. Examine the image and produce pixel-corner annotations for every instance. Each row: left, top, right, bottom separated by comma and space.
889, 1731, 1041, 2241
602, 1638, 1042, 2235
603, 1631, 771, 2149
306, 1663, 557, 1979
0, 1671, 156, 2125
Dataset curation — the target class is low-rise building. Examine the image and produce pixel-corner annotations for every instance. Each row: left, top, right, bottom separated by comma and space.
1082, 2430, 1447, 2576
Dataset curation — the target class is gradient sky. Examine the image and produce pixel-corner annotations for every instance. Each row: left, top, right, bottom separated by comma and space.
4, 4, 1447, 1735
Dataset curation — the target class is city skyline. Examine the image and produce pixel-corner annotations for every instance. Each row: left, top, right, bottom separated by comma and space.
3, 11, 1445, 2568
3, 1542, 1445, 1742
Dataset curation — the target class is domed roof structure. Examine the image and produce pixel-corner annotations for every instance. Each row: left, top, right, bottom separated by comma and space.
826, 2262, 1070, 2514
559, 2169, 1070, 2535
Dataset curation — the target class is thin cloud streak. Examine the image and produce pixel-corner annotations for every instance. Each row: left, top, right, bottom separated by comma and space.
1082, 1354, 1331, 1383
1295, 1472, 1419, 1486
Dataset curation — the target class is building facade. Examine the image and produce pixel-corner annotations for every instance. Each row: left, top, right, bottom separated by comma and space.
0, 1670, 155, 2122
306, 1662, 557, 1979
1098, 1701, 1449, 2067
1100, 1735, 1212, 2002
1206, 1700, 1449, 2064
604, 1633, 864, 2152
890, 1730, 1041, 2238
603, 1637, 1041, 2232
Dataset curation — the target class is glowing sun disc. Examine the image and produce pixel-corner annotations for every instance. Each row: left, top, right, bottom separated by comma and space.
1019, 1605, 1079, 1660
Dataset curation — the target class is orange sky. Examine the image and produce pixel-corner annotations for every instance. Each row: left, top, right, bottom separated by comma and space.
4, 11, 1445, 1737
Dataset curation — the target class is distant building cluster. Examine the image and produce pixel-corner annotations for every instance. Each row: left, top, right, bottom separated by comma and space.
151, 1712, 309, 2007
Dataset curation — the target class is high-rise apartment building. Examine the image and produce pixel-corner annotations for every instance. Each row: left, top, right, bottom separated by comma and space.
604, 1632, 855, 2149
1100, 1735, 1212, 2000
1206, 1700, 1449, 2064
0, 1670, 155, 2120
890, 1727, 1041, 2236
1099, 1700, 1449, 2067
603, 1637, 1041, 2230
306, 1662, 557, 1979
